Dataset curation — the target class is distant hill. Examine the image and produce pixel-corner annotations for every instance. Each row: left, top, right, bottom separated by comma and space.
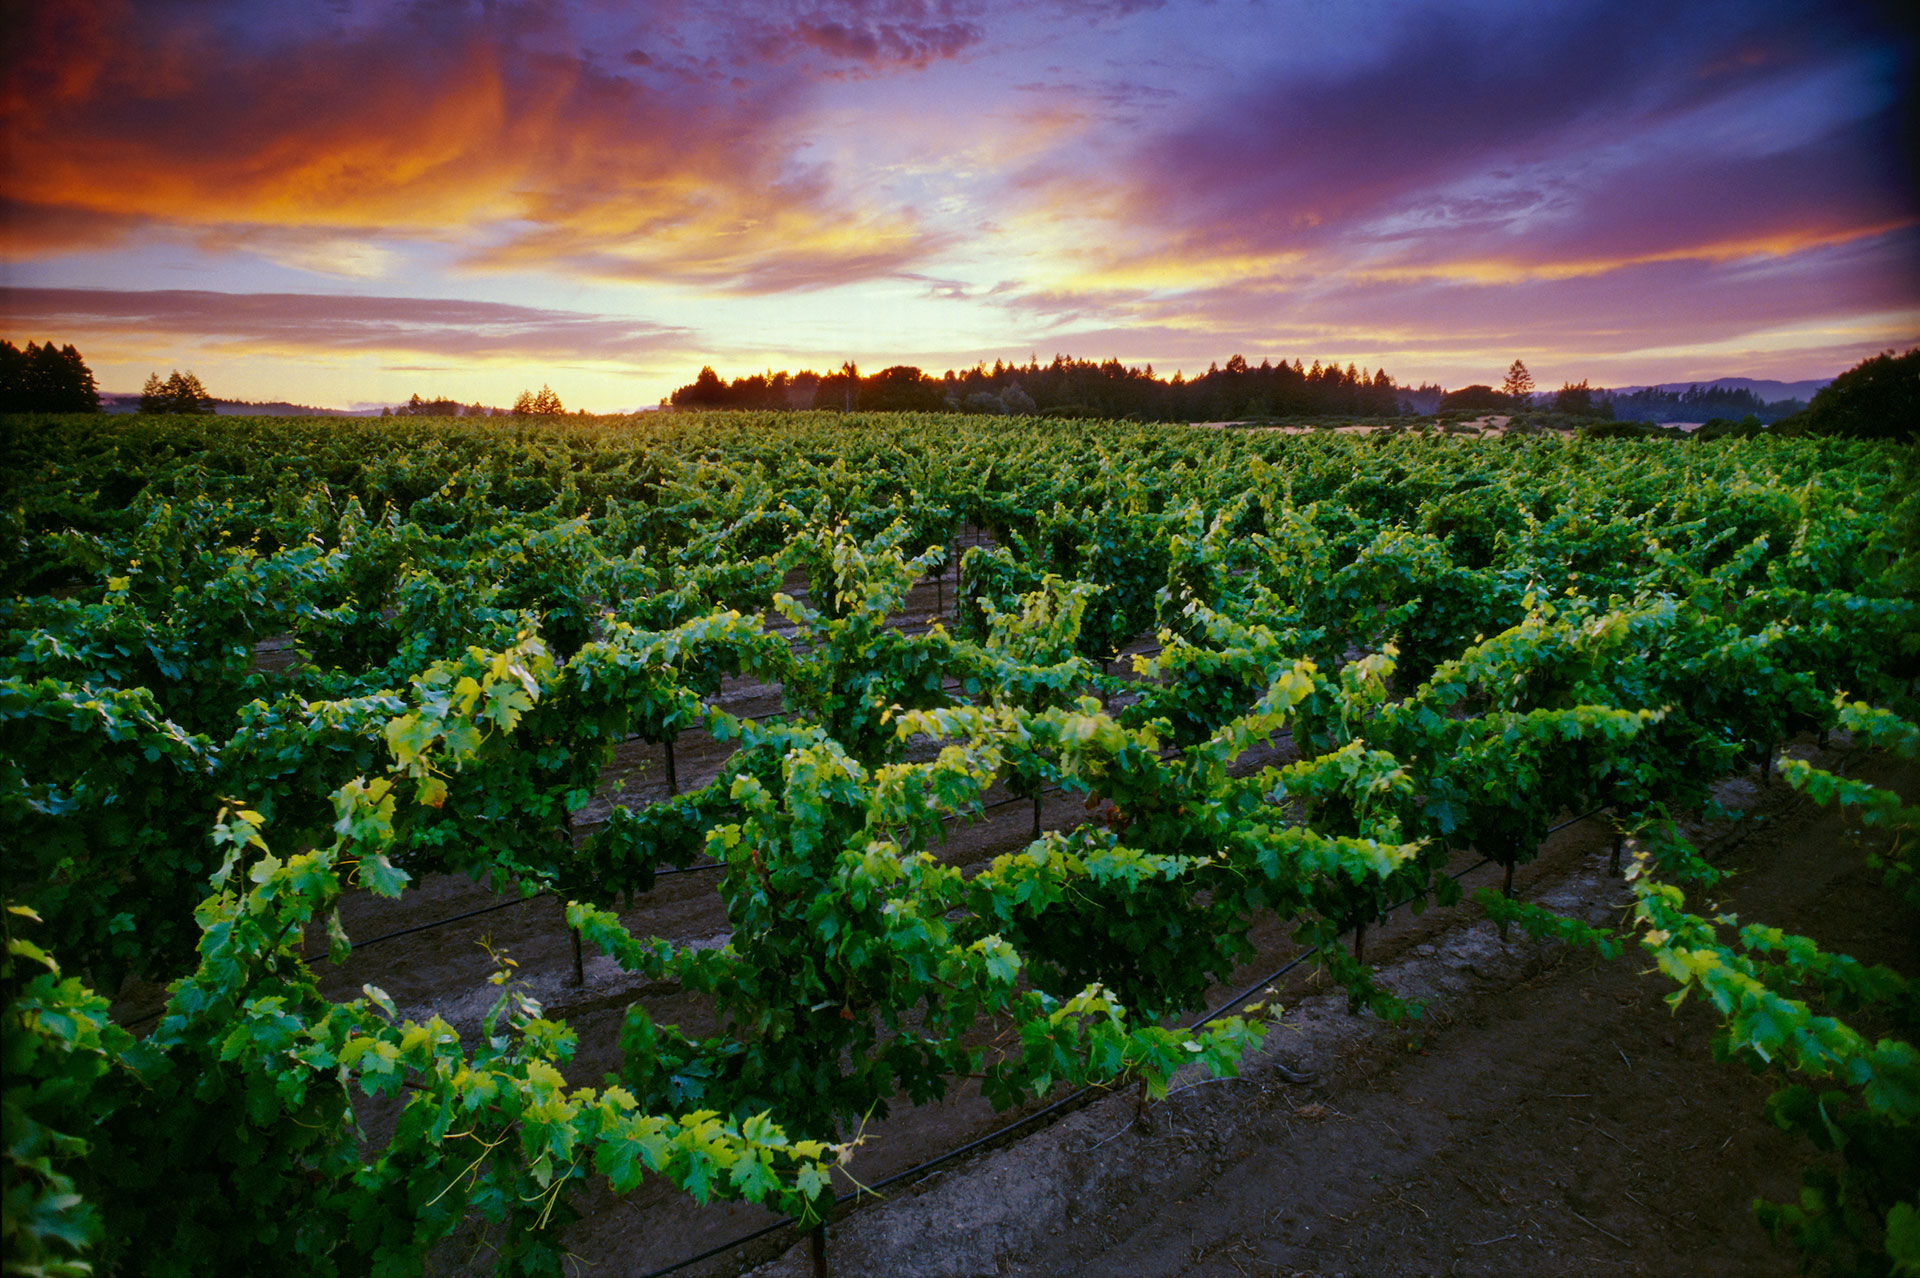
101, 393, 377, 416
1605, 376, 1830, 402
1594, 376, 1820, 424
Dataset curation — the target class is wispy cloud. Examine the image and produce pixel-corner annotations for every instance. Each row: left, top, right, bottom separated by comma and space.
788, 17, 983, 69
0, 287, 692, 364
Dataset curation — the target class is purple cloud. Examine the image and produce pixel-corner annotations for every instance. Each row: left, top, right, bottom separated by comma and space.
793, 18, 981, 66
1104, 0, 1914, 265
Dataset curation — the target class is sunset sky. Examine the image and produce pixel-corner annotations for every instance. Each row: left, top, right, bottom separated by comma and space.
2, 0, 1915, 411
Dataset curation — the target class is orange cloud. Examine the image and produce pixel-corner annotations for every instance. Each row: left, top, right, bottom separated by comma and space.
0, 1, 944, 291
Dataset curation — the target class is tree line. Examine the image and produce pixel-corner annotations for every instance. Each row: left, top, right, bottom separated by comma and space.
668, 353, 1411, 420
2, 340, 1907, 440
1436, 359, 1809, 423
664, 352, 1857, 429
1602, 383, 1807, 424
382, 385, 571, 417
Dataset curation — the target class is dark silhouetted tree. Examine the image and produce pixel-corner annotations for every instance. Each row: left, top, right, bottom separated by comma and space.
1551, 380, 1606, 416
675, 366, 729, 408
834, 361, 859, 412
0, 341, 101, 412
1798, 348, 1918, 441
394, 392, 472, 417
862, 365, 946, 412
510, 386, 563, 416
1439, 384, 1508, 413
664, 351, 1410, 421
137, 370, 212, 414
1602, 384, 1801, 424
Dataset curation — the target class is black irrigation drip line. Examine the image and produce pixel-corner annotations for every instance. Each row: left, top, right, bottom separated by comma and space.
649, 861, 725, 879
119, 887, 561, 1032
347, 891, 554, 953
1548, 807, 1608, 839
124, 1006, 167, 1031
976, 791, 1041, 815
1170, 817, 1612, 1039
635, 1215, 797, 1278
635, 806, 1612, 1278
1178, 850, 1499, 1037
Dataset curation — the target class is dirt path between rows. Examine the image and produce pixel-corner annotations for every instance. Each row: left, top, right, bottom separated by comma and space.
728, 743, 1916, 1278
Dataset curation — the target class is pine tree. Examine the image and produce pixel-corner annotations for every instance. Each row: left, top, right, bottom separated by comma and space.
58, 345, 100, 412
1502, 360, 1535, 406
168, 371, 212, 413
1552, 380, 1597, 415
0, 340, 102, 412
138, 370, 213, 414
0, 342, 31, 411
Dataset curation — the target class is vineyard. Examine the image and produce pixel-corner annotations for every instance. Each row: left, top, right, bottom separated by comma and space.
3, 411, 1917, 1277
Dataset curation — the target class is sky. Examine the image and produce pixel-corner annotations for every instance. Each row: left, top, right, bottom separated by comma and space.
2, 0, 1915, 412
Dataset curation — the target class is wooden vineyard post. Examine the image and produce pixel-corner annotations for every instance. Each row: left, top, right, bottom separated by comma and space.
559, 814, 586, 986
1497, 856, 1517, 942
1353, 920, 1366, 966
1608, 830, 1624, 877
934, 543, 945, 622
809, 1224, 828, 1278
663, 734, 679, 797
563, 893, 584, 987
1032, 791, 1043, 842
